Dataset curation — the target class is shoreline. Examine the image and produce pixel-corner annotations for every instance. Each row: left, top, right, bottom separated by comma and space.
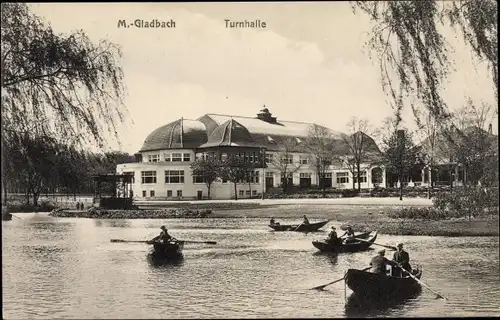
15, 202, 497, 237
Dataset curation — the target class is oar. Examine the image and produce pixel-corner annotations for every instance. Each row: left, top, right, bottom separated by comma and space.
178, 240, 217, 245
353, 237, 397, 251
311, 266, 371, 290
395, 262, 446, 300
293, 223, 303, 231
110, 239, 217, 245
110, 239, 149, 243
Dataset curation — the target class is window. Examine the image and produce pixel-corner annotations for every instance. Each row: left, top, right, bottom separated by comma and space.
239, 190, 244, 196
281, 154, 293, 164
193, 172, 204, 184
299, 172, 312, 188
142, 190, 146, 197
252, 190, 257, 196
246, 190, 251, 196
353, 171, 367, 183
148, 154, 160, 162
164, 153, 171, 162
123, 172, 135, 184
141, 171, 157, 184
165, 170, 185, 183
150, 190, 155, 197
183, 153, 191, 162
167, 190, 173, 197
250, 170, 260, 184
299, 156, 309, 165
177, 190, 182, 197
172, 153, 182, 162
265, 153, 274, 164
336, 172, 349, 184
265, 172, 274, 177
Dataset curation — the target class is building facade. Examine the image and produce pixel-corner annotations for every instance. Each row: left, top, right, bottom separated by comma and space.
117, 108, 387, 200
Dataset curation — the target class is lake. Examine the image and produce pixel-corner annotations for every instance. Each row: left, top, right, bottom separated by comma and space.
2, 212, 499, 318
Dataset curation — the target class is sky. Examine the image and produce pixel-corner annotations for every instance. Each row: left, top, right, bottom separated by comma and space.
30, 2, 498, 154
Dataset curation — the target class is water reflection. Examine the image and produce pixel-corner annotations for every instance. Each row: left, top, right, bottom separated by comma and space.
93, 219, 131, 228
147, 254, 185, 268
2, 217, 499, 319
344, 288, 422, 318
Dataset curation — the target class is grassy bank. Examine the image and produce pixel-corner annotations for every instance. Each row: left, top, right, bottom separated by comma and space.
209, 204, 499, 237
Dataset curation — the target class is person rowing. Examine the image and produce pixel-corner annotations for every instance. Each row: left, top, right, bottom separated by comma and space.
392, 243, 412, 277
340, 226, 356, 243
302, 215, 310, 225
270, 217, 280, 226
151, 226, 177, 244
370, 249, 397, 275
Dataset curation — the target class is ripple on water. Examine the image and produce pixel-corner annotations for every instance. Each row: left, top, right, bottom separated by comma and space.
2, 218, 499, 318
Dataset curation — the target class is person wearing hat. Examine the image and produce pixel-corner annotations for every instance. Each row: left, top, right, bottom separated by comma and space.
392, 243, 411, 277
326, 226, 341, 246
152, 226, 175, 244
370, 249, 396, 275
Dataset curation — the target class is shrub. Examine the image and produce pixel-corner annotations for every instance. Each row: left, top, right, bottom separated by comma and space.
388, 207, 460, 220
433, 187, 499, 219
341, 189, 359, 198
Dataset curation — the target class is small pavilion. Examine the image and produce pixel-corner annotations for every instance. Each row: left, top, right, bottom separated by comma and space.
92, 174, 134, 209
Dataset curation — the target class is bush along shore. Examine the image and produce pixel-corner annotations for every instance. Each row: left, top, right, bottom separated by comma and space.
49, 207, 213, 219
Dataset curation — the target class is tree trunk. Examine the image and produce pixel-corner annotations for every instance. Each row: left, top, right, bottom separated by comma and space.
399, 172, 403, 201
234, 182, 238, 200
356, 163, 361, 192
248, 179, 252, 199
207, 184, 211, 200
427, 165, 432, 199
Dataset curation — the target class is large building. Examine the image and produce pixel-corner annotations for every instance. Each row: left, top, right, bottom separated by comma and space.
117, 108, 386, 200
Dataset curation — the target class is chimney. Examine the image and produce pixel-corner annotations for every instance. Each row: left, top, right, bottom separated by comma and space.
256, 105, 278, 124
488, 123, 492, 134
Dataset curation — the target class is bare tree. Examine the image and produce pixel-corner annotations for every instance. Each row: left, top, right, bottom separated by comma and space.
305, 124, 339, 197
190, 158, 221, 200
413, 109, 439, 198
271, 137, 303, 193
220, 157, 245, 200
447, 99, 496, 186
342, 117, 378, 191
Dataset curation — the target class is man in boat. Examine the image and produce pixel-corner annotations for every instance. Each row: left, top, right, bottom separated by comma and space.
340, 226, 356, 243
392, 243, 412, 277
370, 249, 397, 275
326, 226, 342, 246
270, 217, 279, 226
152, 226, 176, 244
302, 215, 310, 225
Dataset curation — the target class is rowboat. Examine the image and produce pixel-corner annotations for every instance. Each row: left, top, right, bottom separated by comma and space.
345, 266, 423, 300
312, 231, 378, 253
2, 212, 12, 221
268, 220, 329, 232
147, 241, 184, 265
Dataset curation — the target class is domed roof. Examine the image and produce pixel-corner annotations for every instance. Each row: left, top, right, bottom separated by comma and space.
139, 119, 208, 152
199, 119, 257, 148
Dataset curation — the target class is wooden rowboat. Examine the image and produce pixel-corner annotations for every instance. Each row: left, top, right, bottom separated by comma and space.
345, 266, 423, 300
268, 220, 329, 232
147, 241, 184, 265
312, 231, 378, 253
